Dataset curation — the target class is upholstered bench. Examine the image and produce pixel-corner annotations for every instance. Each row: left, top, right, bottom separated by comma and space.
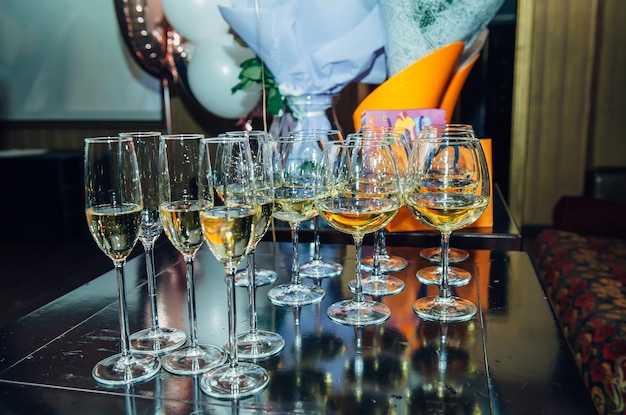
533, 167, 626, 415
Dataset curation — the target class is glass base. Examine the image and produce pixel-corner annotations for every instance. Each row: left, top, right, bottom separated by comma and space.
129, 326, 187, 355
299, 259, 343, 279
234, 268, 278, 287
361, 254, 408, 273
92, 352, 160, 386
327, 299, 391, 327
200, 362, 269, 400
161, 344, 227, 376
419, 247, 469, 263
412, 295, 477, 322
235, 330, 285, 360
416, 266, 472, 287
268, 283, 325, 307
348, 275, 405, 297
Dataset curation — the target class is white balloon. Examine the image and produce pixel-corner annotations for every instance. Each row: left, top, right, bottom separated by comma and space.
187, 37, 261, 120
162, 0, 231, 44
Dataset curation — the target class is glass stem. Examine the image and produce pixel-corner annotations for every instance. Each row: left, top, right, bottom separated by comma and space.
353, 234, 365, 303
379, 230, 389, 257
247, 249, 258, 334
372, 231, 382, 279
439, 232, 452, 301
226, 266, 239, 369
312, 216, 322, 261
184, 255, 199, 349
290, 223, 301, 285
142, 241, 160, 332
114, 260, 131, 359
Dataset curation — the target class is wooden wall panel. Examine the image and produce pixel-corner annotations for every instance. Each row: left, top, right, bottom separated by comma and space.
591, 0, 626, 167
511, 0, 604, 226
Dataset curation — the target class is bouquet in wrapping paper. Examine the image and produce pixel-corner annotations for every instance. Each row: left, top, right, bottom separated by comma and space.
219, 0, 387, 131
379, 0, 505, 76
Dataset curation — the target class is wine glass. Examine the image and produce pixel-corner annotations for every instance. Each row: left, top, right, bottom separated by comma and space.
267, 136, 326, 306
223, 131, 285, 359
404, 131, 490, 321
316, 137, 403, 326
158, 134, 227, 375
84, 136, 160, 385
417, 124, 475, 283
414, 124, 477, 286
119, 132, 187, 355
198, 136, 269, 399
229, 131, 279, 288
225, 131, 278, 288
359, 128, 410, 274
292, 129, 344, 280
346, 129, 407, 296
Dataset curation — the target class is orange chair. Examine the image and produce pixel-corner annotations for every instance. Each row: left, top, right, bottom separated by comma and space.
440, 52, 480, 123
352, 32, 487, 129
352, 41, 464, 131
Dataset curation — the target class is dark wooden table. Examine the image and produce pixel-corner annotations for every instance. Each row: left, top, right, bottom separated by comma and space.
0, 238, 594, 414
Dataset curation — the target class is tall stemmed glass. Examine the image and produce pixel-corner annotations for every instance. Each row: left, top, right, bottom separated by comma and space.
84, 136, 160, 385
347, 130, 407, 296
120, 132, 187, 355
414, 125, 478, 287
225, 131, 278, 288
293, 129, 344, 280
405, 133, 490, 321
198, 136, 269, 399
158, 134, 227, 375
317, 137, 403, 326
417, 124, 476, 270
359, 127, 410, 274
267, 136, 326, 306
224, 132, 285, 359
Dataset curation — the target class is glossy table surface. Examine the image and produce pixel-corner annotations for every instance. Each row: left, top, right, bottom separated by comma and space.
0, 240, 593, 414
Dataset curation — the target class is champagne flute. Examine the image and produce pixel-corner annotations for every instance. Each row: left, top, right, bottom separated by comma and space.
223, 131, 285, 359
293, 129, 344, 280
226, 131, 278, 288
317, 137, 403, 326
84, 136, 160, 385
120, 132, 186, 355
347, 129, 407, 296
158, 134, 227, 375
198, 136, 269, 399
404, 132, 490, 321
417, 124, 475, 278
267, 136, 326, 306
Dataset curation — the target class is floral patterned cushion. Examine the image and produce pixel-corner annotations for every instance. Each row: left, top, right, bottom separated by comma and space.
534, 229, 626, 415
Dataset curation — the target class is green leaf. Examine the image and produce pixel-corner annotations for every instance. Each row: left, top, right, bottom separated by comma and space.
267, 89, 283, 115
230, 56, 283, 114
241, 66, 263, 82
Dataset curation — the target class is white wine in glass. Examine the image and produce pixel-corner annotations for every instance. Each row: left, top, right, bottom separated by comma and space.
267, 136, 326, 307
222, 132, 285, 360
225, 131, 279, 288
84, 136, 160, 385
120, 131, 186, 355
416, 124, 476, 286
158, 134, 227, 375
198, 136, 269, 399
347, 129, 408, 296
317, 137, 402, 326
292, 129, 344, 280
405, 131, 490, 322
